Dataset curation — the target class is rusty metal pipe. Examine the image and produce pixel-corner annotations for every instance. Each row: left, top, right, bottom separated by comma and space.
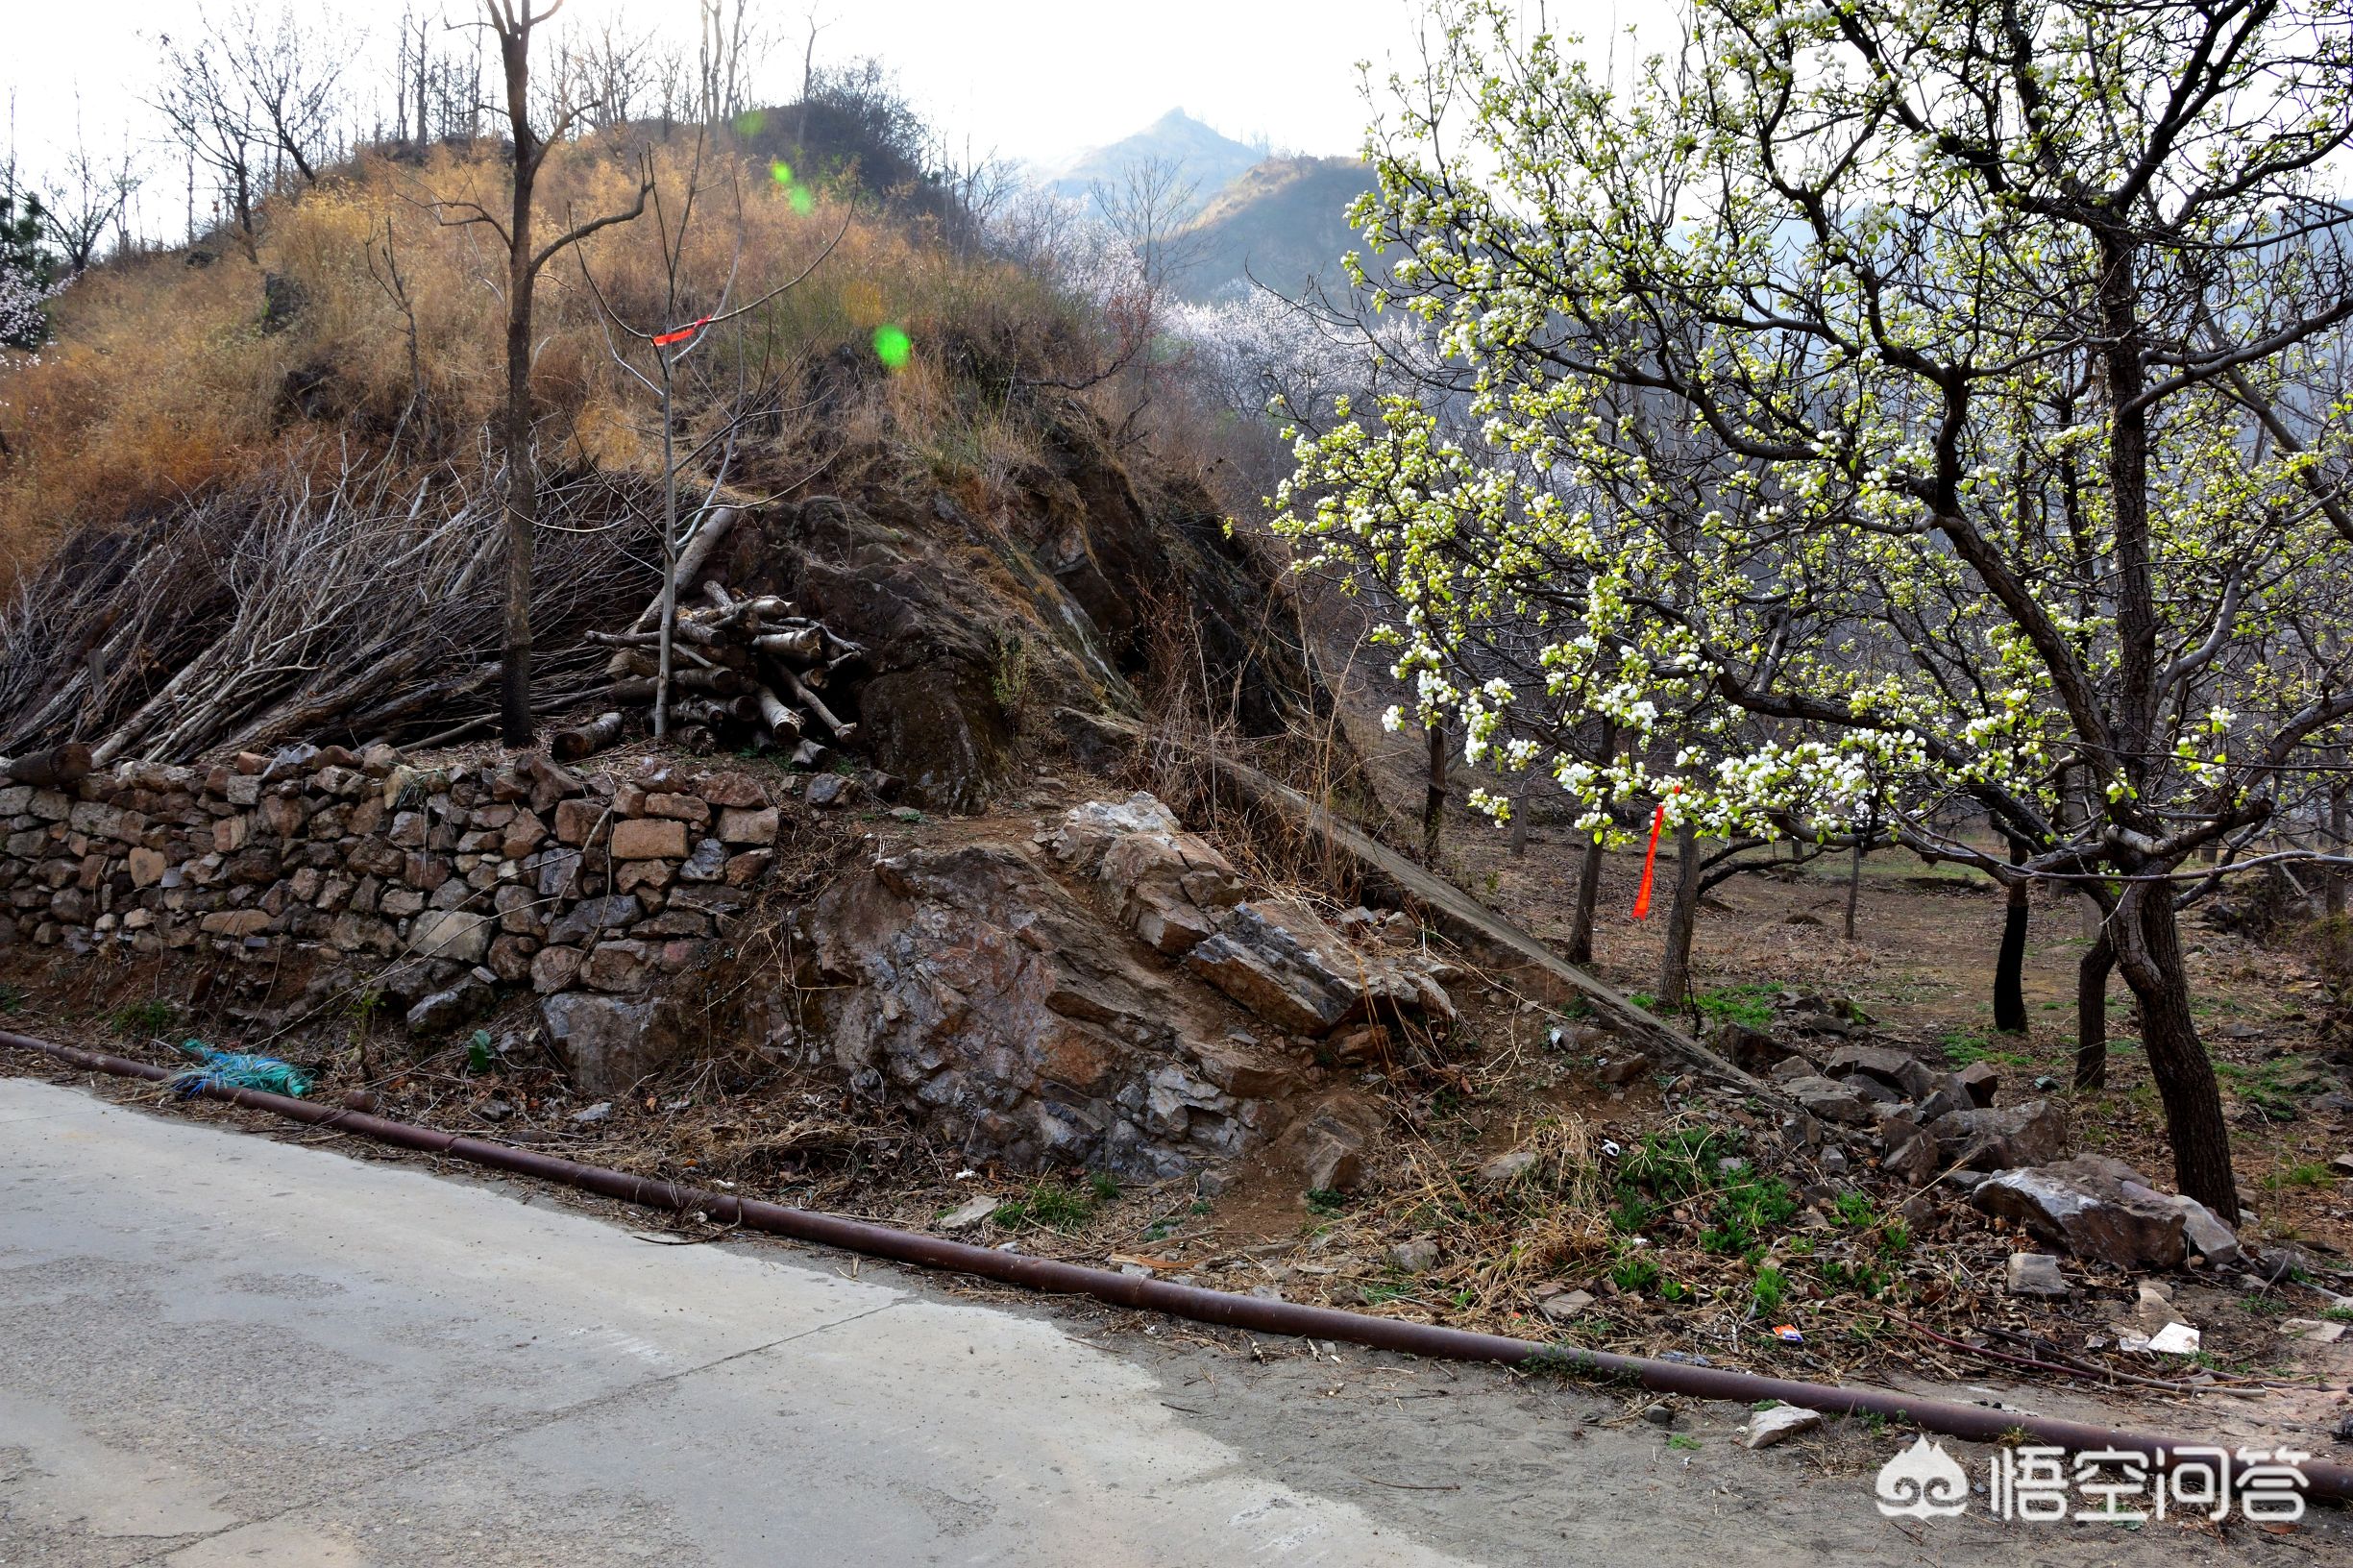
10, 1028, 2347, 1503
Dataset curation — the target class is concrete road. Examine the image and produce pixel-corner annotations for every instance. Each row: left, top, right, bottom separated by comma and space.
0, 1078, 1461, 1566
10, 1075, 2350, 1567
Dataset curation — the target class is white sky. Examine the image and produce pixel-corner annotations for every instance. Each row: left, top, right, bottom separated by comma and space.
3, 1, 1679, 241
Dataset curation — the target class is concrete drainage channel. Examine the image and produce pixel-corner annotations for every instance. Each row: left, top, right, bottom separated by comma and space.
8, 1027, 2348, 1505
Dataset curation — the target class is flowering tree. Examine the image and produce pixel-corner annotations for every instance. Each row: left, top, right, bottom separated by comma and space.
1275, 0, 2353, 1216
0, 194, 55, 351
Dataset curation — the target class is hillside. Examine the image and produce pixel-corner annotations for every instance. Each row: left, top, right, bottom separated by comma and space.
1174, 154, 1383, 303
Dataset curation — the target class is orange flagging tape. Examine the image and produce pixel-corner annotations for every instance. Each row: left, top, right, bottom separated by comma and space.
653, 315, 712, 346
1630, 786, 1679, 919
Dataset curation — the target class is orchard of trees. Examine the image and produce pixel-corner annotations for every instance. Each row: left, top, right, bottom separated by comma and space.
1276, 0, 2353, 1217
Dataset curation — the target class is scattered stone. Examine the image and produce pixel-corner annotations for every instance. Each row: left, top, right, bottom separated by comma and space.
1538, 1289, 1596, 1323
1743, 1405, 1824, 1449
2277, 1319, 2346, 1344
1388, 1239, 1439, 1273
1479, 1149, 1541, 1184
1595, 1052, 1652, 1086
1955, 1060, 2000, 1107
1818, 1148, 1850, 1176
568, 1101, 613, 1125
1928, 1099, 2065, 1169
1826, 1044, 1937, 1099
2331, 1153, 2353, 1177
1973, 1157, 2187, 1270
1639, 1402, 1677, 1428
2006, 1253, 2070, 1297
2169, 1194, 2243, 1269
540, 992, 678, 1094
804, 772, 851, 808
404, 977, 493, 1036
1780, 1074, 1873, 1126
937, 1194, 1000, 1231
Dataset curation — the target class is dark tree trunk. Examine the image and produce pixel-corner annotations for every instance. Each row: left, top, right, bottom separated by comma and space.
2329, 766, 2347, 919
1994, 856, 2029, 1034
1844, 838, 1862, 940
2074, 928, 2114, 1090
1421, 716, 1447, 867
1657, 818, 1699, 1010
2112, 886, 2238, 1219
1567, 833, 1605, 966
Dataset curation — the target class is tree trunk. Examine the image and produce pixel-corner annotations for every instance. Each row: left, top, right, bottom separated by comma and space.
1567, 833, 1605, 966
2074, 928, 2114, 1090
2329, 764, 2347, 920
1507, 770, 1533, 858
1421, 716, 1447, 867
1656, 818, 1699, 1010
1994, 847, 2029, 1034
2111, 886, 2238, 1219
496, 19, 541, 750
1843, 838, 1862, 940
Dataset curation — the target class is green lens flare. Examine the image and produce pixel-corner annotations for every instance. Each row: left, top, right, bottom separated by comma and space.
789, 185, 815, 215
769, 159, 794, 185
872, 325, 912, 370
733, 109, 767, 136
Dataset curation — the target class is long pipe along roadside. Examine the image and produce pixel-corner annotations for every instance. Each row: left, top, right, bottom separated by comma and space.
8, 1028, 2348, 1505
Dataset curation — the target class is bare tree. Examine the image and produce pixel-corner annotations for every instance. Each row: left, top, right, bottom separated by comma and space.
226, 2, 351, 185
438, 0, 650, 747
576, 141, 846, 738
41, 110, 141, 273
154, 24, 261, 257
696, 0, 771, 130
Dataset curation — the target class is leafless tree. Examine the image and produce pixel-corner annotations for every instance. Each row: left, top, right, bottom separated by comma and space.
696, 0, 771, 131
576, 141, 845, 737
225, 1, 351, 185
154, 24, 262, 257
41, 111, 141, 273
437, 0, 650, 747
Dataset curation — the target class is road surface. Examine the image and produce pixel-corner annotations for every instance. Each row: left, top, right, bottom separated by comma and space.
4, 1075, 2343, 1565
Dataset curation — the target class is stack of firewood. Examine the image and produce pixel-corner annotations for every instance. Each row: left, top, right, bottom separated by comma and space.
561, 580, 865, 764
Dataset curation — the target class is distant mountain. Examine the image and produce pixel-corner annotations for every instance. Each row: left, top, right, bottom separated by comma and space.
1173, 156, 1384, 304
1044, 109, 1266, 211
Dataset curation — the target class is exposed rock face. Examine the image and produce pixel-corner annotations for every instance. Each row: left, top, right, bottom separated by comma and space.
540, 992, 681, 1095
799, 840, 1293, 1177
720, 394, 1324, 816
1972, 1156, 2188, 1270
1049, 794, 1242, 956
1186, 899, 1457, 1039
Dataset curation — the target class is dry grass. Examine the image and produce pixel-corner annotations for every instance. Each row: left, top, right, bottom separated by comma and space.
0, 132, 1100, 588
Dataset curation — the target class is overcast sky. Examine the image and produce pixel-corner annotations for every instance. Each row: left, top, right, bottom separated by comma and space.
4, 1, 1679, 240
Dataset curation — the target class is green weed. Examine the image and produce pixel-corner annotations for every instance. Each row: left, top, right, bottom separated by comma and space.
109, 997, 179, 1038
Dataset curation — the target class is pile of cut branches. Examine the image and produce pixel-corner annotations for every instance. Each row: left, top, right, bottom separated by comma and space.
0, 453, 659, 760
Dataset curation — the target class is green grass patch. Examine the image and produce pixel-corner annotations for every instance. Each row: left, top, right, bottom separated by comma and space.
109, 998, 180, 1038
992, 1175, 1115, 1233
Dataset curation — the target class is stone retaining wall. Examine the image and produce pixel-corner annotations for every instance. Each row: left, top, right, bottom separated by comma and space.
0, 743, 788, 1084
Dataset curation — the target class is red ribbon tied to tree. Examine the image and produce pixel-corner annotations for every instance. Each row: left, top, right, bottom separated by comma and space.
652, 315, 713, 347
1630, 785, 1680, 920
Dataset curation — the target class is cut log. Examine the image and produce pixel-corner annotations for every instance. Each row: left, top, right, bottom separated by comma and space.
751, 684, 803, 739
753, 626, 825, 663
605, 505, 741, 674
551, 710, 625, 763
6, 744, 95, 789
790, 739, 833, 771
778, 666, 855, 742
